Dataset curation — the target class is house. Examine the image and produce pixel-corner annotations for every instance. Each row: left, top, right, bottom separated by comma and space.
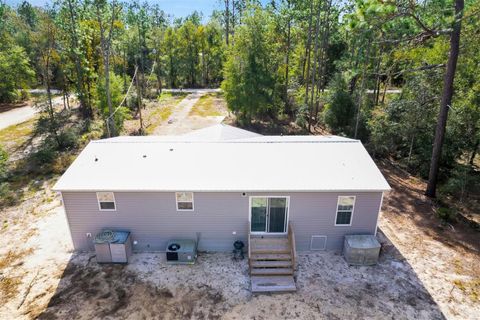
53, 124, 390, 255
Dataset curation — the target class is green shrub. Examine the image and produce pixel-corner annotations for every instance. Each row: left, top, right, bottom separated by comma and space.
295, 103, 309, 128
0, 182, 16, 206
97, 72, 132, 134
437, 207, 457, 223
57, 128, 78, 150
438, 165, 478, 199
0, 146, 7, 180
33, 143, 58, 165
322, 74, 356, 136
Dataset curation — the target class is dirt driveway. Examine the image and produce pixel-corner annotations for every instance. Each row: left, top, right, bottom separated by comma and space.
0, 96, 66, 130
152, 89, 226, 135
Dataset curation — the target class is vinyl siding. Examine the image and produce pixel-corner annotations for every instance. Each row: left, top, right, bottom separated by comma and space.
62, 191, 383, 252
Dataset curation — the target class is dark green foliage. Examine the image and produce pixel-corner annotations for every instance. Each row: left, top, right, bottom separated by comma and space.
322, 74, 356, 136
439, 165, 479, 199
222, 5, 281, 122
0, 182, 16, 207
0, 146, 8, 181
0, 45, 34, 103
33, 142, 58, 166
96, 72, 131, 133
436, 207, 457, 223
368, 71, 442, 176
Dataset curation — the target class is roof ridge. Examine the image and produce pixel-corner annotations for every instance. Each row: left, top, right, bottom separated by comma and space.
92, 140, 359, 144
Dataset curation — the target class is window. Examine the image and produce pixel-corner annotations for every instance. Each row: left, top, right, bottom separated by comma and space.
176, 192, 194, 211
335, 196, 355, 226
250, 196, 289, 233
97, 192, 116, 211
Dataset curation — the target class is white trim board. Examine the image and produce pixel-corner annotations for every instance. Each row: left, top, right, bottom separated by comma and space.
374, 192, 385, 236
96, 191, 117, 212
334, 195, 356, 226
175, 192, 195, 212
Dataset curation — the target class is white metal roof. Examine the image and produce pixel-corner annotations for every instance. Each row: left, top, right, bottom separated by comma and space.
103, 124, 261, 143
53, 131, 390, 192
180, 124, 262, 140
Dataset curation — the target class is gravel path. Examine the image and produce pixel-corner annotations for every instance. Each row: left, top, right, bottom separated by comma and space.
152, 89, 225, 135
0, 106, 37, 130
0, 96, 65, 130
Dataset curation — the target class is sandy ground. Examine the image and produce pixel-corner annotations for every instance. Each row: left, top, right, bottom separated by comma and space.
378, 161, 480, 319
152, 90, 226, 135
1, 201, 445, 320
0, 178, 477, 319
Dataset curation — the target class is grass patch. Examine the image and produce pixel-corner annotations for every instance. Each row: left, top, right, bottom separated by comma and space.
0, 117, 36, 154
189, 93, 225, 117
453, 278, 480, 302
124, 91, 187, 135
145, 105, 174, 135
0, 276, 21, 300
0, 248, 34, 269
158, 91, 188, 103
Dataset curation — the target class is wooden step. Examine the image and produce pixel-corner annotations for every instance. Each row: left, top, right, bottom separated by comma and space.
250, 267, 294, 276
251, 276, 297, 293
251, 247, 290, 254
250, 239, 290, 254
250, 237, 289, 245
250, 253, 292, 261
251, 260, 292, 268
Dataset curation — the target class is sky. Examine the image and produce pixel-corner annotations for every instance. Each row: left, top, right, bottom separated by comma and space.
4, 0, 224, 21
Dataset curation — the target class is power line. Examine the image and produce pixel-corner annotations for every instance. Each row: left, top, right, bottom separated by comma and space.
105, 60, 157, 137
105, 66, 138, 137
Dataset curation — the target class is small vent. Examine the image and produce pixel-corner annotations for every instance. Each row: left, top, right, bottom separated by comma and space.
310, 235, 327, 250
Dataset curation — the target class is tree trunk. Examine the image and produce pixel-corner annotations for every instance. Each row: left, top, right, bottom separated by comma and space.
308, 4, 322, 132
66, 0, 91, 118
303, 1, 314, 90
225, 0, 229, 45
426, 0, 464, 198
284, 0, 291, 113
135, 65, 144, 134
469, 139, 479, 165
44, 53, 60, 147
231, 0, 235, 42
97, 0, 118, 137
354, 38, 371, 139
123, 46, 127, 93
156, 55, 162, 95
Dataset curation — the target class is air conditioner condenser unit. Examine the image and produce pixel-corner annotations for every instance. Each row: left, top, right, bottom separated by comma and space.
166, 239, 197, 265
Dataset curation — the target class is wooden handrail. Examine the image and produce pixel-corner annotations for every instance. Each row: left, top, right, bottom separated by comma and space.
288, 223, 297, 271
247, 222, 251, 272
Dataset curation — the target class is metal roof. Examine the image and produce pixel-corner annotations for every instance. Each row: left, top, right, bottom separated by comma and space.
53, 126, 390, 192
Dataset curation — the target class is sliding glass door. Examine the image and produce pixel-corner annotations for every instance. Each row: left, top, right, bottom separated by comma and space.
250, 197, 288, 233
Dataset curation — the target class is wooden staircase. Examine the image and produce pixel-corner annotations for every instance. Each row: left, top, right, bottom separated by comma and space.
248, 224, 297, 293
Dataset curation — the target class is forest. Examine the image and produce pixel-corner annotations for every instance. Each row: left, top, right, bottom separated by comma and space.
0, 0, 479, 208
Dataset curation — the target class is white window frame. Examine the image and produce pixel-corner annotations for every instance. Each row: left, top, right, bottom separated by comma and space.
176, 192, 194, 211
96, 192, 116, 211
334, 196, 355, 226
